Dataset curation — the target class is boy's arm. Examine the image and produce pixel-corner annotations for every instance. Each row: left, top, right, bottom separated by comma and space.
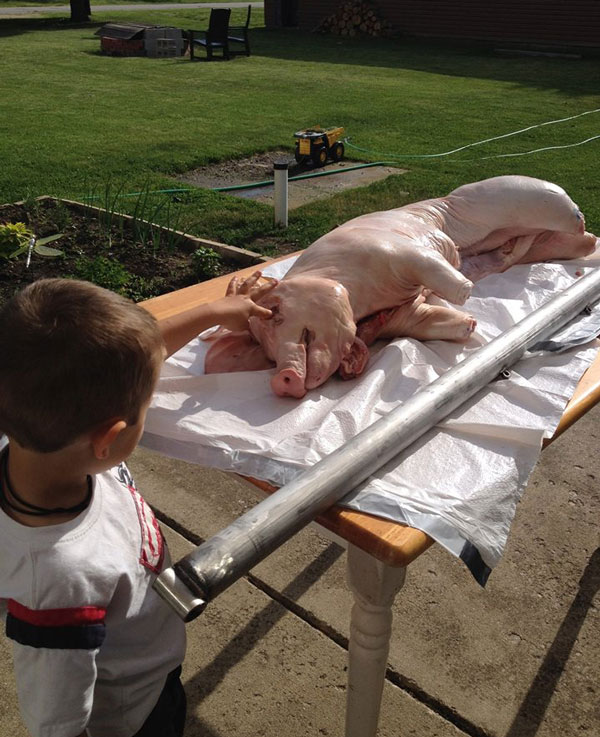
10, 639, 98, 737
159, 272, 277, 358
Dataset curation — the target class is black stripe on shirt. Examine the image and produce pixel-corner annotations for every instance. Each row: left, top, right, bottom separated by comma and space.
6, 615, 106, 650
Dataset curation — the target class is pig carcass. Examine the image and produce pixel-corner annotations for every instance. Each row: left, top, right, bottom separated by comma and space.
205, 175, 597, 397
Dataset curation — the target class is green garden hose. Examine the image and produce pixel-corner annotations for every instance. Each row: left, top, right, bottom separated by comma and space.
79, 106, 600, 202
78, 161, 401, 200
212, 161, 400, 192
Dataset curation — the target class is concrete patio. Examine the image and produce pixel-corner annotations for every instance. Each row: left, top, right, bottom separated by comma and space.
1, 398, 597, 737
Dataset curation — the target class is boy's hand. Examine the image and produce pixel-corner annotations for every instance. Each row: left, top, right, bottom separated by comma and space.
157, 271, 279, 357
225, 271, 278, 300
218, 272, 278, 332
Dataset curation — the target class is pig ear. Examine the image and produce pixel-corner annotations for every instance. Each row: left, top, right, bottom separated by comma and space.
205, 331, 274, 374
338, 337, 370, 380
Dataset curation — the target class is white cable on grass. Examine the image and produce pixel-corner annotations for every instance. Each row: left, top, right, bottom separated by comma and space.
464, 134, 600, 161
344, 107, 600, 160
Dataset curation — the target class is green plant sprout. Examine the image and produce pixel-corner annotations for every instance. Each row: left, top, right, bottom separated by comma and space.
0, 222, 65, 264
192, 247, 222, 279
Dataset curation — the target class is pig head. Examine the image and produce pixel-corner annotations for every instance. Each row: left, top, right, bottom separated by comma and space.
246, 275, 368, 398
204, 275, 369, 398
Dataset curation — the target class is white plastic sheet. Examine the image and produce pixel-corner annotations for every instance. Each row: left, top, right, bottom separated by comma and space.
142, 251, 600, 582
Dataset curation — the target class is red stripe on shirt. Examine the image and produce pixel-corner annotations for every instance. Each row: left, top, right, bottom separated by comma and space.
7, 600, 106, 627
128, 486, 164, 573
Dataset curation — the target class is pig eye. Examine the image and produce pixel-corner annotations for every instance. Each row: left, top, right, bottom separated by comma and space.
268, 304, 284, 325
301, 328, 315, 346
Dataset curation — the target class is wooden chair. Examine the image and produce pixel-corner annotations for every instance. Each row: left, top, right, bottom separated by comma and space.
188, 8, 231, 61
228, 4, 251, 57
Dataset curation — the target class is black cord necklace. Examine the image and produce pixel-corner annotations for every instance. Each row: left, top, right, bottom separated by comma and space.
0, 450, 93, 517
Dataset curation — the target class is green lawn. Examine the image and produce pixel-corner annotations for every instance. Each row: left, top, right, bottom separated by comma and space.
0, 0, 216, 5
1, 10, 599, 252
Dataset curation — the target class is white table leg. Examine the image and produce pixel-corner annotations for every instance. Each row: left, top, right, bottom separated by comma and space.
345, 543, 406, 737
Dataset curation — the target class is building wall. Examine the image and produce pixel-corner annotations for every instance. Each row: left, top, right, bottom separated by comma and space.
265, 0, 600, 49
264, 0, 299, 28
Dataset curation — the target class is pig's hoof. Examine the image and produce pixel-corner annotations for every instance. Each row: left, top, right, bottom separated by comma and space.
454, 316, 477, 343
456, 280, 473, 305
463, 316, 477, 339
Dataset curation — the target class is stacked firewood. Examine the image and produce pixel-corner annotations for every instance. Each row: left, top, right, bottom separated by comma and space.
317, 1, 393, 37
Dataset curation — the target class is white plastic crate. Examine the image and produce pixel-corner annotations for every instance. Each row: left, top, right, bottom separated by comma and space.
144, 28, 185, 58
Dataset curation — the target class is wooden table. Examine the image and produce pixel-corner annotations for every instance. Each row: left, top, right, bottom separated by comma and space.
142, 258, 600, 737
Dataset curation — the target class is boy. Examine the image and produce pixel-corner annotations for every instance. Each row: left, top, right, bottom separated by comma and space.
0, 274, 275, 737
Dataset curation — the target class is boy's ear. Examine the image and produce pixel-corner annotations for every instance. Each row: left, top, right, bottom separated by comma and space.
90, 419, 128, 460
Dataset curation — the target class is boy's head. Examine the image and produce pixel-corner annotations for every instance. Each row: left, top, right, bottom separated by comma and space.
0, 279, 164, 453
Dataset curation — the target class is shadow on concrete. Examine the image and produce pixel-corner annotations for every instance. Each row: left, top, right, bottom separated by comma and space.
185, 541, 345, 715
183, 714, 224, 737
505, 548, 600, 737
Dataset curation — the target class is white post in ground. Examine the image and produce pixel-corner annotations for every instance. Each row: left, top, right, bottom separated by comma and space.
274, 160, 289, 227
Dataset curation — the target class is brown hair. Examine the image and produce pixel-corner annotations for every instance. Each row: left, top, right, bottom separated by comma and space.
0, 279, 164, 452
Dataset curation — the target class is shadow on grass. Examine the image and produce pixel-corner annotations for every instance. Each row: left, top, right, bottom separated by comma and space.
249, 29, 600, 96
1, 17, 598, 97
0, 15, 102, 36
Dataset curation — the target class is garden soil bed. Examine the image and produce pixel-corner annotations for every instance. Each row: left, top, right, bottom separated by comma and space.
0, 197, 266, 306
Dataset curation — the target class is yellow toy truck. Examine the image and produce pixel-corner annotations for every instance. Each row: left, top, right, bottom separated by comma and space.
294, 126, 345, 167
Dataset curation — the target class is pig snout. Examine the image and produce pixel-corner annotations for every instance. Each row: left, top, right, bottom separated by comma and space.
271, 341, 307, 398
271, 368, 306, 398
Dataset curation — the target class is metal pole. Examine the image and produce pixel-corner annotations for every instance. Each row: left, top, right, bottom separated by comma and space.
153, 268, 600, 621
273, 160, 289, 227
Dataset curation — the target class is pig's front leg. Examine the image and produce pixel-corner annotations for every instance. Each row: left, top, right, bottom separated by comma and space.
357, 297, 476, 344
394, 303, 476, 342
389, 241, 474, 306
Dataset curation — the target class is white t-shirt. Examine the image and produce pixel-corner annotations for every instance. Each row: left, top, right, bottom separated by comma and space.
0, 460, 186, 737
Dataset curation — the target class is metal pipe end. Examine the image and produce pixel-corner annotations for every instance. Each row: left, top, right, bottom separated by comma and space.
153, 567, 207, 622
